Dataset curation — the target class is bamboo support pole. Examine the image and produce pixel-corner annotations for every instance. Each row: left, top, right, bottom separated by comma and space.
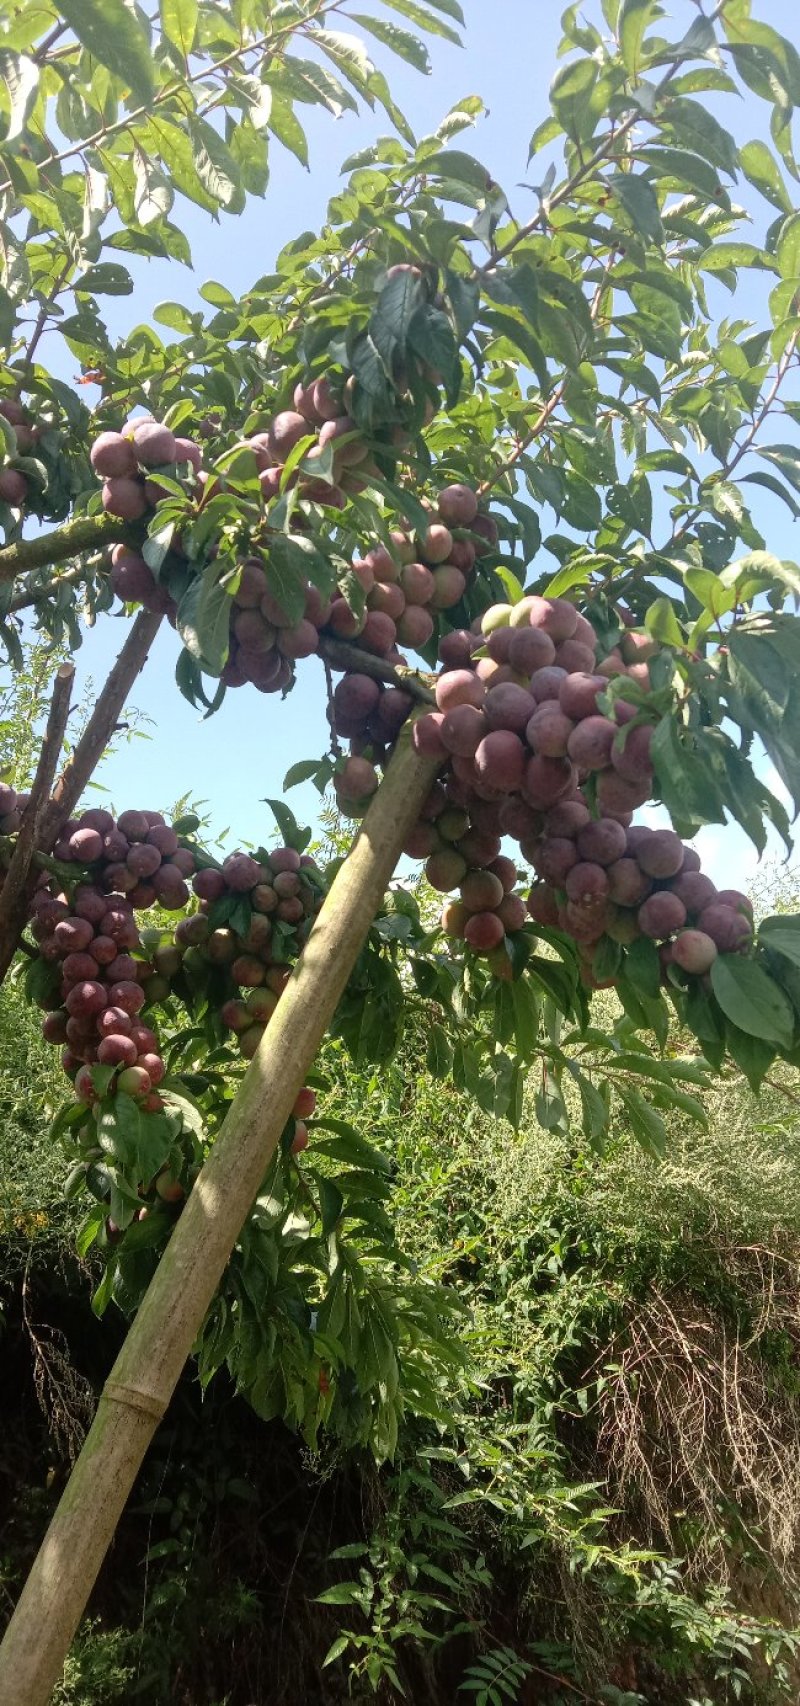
0, 722, 440, 1706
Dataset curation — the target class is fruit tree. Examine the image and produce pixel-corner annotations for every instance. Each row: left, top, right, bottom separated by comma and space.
2, 0, 800, 1699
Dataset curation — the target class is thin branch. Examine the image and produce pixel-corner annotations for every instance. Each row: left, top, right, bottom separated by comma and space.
42, 609, 163, 836
0, 514, 142, 583
318, 635, 436, 703
0, 662, 74, 974
20, 260, 72, 381
6, 561, 99, 615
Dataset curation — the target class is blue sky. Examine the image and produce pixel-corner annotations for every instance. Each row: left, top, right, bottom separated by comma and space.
17, 0, 800, 886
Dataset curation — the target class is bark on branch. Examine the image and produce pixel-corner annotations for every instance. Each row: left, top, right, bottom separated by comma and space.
0, 514, 142, 584
0, 609, 163, 986
0, 663, 74, 971
319, 635, 436, 703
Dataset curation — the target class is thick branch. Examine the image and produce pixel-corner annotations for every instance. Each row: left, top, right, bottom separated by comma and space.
0, 663, 74, 974
319, 635, 436, 703
0, 610, 163, 987
0, 515, 142, 583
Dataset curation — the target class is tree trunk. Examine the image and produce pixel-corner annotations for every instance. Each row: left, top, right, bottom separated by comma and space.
0, 720, 439, 1706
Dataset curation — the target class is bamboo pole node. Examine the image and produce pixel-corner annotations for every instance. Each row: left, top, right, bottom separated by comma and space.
102, 1383, 168, 1422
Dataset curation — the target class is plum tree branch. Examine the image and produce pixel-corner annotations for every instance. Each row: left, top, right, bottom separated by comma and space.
318, 636, 436, 703
0, 662, 74, 976
0, 610, 163, 988
6, 560, 100, 615
0, 514, 142, 583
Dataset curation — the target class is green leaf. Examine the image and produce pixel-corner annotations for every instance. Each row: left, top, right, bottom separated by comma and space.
372, 266, 426, 364
188, 118, 244, 210
133, 148, 174, 226
615, 1084, 666, 1160
384, 0, 462, 42
740, 139, 792, 213
618, 0, 657, 76
0, 51, 39, 140
710, 955, 795, 1050
661, 97, 739, 176
425, 1023, 453, 1077
351, 15, 430, 72
160, 0, 198, 54
758, 915, 800, 972
195, 559, 232, 675
57, 0, 154, 105
268, 97, 309, 167
75, 263, 134, 296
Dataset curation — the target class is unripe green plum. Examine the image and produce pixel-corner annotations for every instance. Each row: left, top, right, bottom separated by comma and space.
426, 848, 468, 891
117, 1064, 151, 1096
604, 905, 641, 944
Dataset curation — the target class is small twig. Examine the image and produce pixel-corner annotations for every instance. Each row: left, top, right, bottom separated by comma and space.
0, 662, 74, 966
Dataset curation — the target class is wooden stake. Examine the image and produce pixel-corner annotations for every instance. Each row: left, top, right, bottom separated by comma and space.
0, 722, 440, 1706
